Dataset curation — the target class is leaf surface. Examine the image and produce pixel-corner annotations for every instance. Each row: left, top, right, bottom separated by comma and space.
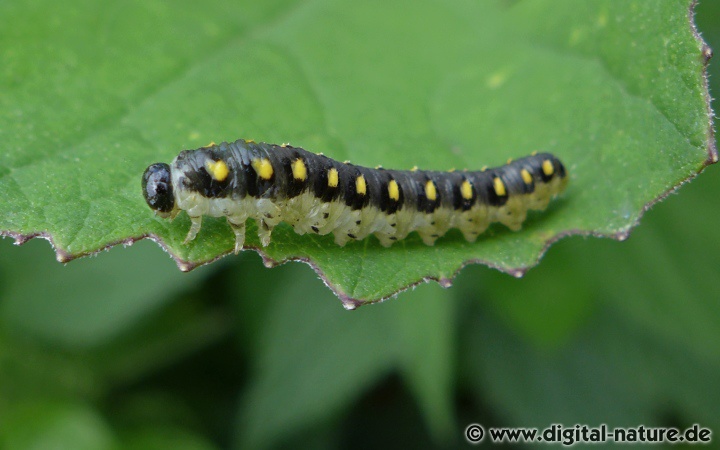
0, 0, 713, 304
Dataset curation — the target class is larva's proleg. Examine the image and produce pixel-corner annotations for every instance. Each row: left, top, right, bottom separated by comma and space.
141, 140, 568, 251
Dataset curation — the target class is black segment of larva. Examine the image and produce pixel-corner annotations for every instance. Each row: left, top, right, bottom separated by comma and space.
357, 165, 385, 211
499, 164, 527, 195
342, 164, 364, 210
143, 139, 568, 251
386, 173, 404, 214
374, 168, 399, 214
248, 142, 276, 197
338, 164, 372, 210
436, 171, 457, 209
452, 175, 476, 211
225, 140, 257, 198
276, 149, 300, 198
387, 169, 415, 212
416, 173, 440, 213
515, 163, 536, 194
471, 169, 507, 207
312, 154, 341, 203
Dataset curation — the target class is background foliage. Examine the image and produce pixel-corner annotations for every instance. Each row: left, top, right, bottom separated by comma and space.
1, 1, 718, 449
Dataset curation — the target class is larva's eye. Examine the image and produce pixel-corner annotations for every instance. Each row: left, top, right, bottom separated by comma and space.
142, 163, 175, 216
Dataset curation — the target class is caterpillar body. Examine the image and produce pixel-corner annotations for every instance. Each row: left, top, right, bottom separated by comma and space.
142, 139, 568, 252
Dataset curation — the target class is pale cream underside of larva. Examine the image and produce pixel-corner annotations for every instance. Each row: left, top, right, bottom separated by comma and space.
171, 167, 565, 252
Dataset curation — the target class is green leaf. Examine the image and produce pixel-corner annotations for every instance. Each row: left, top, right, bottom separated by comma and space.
0, 238, 214, 348
120, 426, 218, 450
461, 305, 720, 432
394, 284, 457, 441
0, 330, 102, 410
231, 261, 458, 448
476, 244, 598, 349
462, 310, 654, 428
232, 263, 397, 449
0, 0, 713, 304
575, 168, 720, 363
0, 401, 118, 450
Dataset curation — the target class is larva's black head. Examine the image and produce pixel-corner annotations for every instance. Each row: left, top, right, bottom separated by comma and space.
142, 163, 175, 217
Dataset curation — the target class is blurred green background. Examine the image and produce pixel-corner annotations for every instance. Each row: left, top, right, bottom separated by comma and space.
1, 3, 719, 450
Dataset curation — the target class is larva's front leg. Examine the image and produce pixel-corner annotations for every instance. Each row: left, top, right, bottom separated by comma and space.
227, 219, 246, 254
183, 216, 202, 245
255, 199, 282, 247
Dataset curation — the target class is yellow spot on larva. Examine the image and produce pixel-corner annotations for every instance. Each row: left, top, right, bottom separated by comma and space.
291, 158, 307, 181
493, 177, 506, 196
206, 159, 229, 181
481, 166, 488, 172
388, 180, 400, 201
531, 150, 538, 156
204, 141, 216, 148
425, 180, 437, 201
521, 169, 533, 184
252, 158, 274, 180
356, 175, 367, 195
280, 143, 289, 148
507, 158, 513, 164
327, 168, 339, 188
410, 166, 419, 172
542, 159, 554, 176
460, 180, 473, 200
246, 139, 255, 144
